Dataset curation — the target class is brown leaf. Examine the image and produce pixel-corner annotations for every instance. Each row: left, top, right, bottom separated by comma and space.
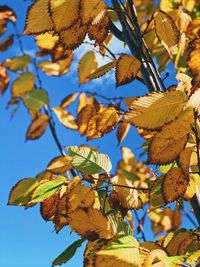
0, 34, 13, 53
0, 67, 9, 95
47, 156, 72, 174
117, 121, 131, 144
26, 114, 49, 140
60, 93, 79, 109
0, 5, 16, 22
40, 190, 60, 221
179, 147, 193, 176
116, 54, 141, 87
162, 167, 189, 203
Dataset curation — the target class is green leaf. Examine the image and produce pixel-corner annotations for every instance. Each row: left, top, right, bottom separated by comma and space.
66, 146, 112, 175
12, 72, 34, 99
3, 55, 32, 72
8, 178, 39, 206
150, 177, 165, 208
30, 176, 66, 203
52, 238, 85, 267
23, 89, 49, 110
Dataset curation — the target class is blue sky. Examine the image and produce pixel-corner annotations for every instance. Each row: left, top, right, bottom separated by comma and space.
0, 1, 196, 267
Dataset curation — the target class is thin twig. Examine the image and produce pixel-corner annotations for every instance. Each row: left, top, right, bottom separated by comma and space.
134, 210, 146, 242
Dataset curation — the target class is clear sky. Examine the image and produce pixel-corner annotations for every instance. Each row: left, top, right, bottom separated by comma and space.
0, 1, 196, 267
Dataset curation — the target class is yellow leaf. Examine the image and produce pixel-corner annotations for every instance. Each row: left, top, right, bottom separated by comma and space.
3, 55, 32, 72
61, 93, 79, 109
160, 0, 175, 12
184, 174, 197, 200
148, 115, 192, 165
162, 167, 189, 203
182, 0, 196, 12
26, 114, 49, 140
117, 121, 131, 144
12, 72, 34, 99
80, 0, 107, 25
69, 207, 115, 240
125, 90, 187, 130
78, 51, 98, 85
97, 107, 120, 135
77, 92, 87, 113
47, 156, 72, 174
154, 10, 179, 54
88, 13, 110, 44
49, 0, 80, 31
35, 32, 59, 51
59, 19, 87, 50
77, 104, 98, 136
24, 0, 53, 35
179, 147, 193, 175
95, 236, 140, 267
38, 59, 71, 76
116, 54, 141, 87
88, 60, 117, 80
143, 249, 168, 267
53, 106, 78, 130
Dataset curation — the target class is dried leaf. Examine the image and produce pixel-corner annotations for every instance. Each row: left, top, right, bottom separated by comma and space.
116, 54, 141, 87
0, 67, 9, 94
179, 147, 193, 175
69, 207, 114, 241
61, 93, 79, 109
0, 5, 16, 22
24, 0, 53, 35
78, 51, 98, 85
88, 60, 116, 80
0, 34, 13, 53
117, 122, 131, 144
40, 190, 60, 221
148, 115, 192, 165
26, 114, 49, 140
125, 90, 187, 130
154, 10, 179, 54
162, 167, 189, 203
53, 106, 78, 130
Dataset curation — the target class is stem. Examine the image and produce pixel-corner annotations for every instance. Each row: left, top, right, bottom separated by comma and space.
134, 210, 146, 242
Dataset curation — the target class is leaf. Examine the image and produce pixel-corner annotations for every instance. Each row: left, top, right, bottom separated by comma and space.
125, 90, 187, 130
0, 5, 16, 22
59, 19, 87, 50
49, 0, 80, 32
78, 51, 98, 85
143, 249, 168, 267
154, 10, 179, 54
95, 236, 140, 267
162, 167, 189, 203
186, 88, 200, 109
53, 106, 78, 130
0, 67, 9, 94
12, 72, 34, 99
23, 89, 49, 110
88, 60, 116, 80
80, 0, 107, 25
150, 177, 166, 208
8, 178, 39, 206
24, 0, 53, 35
47, 156, 72, 174
179, 147, 193, 175
117, 122, 131, 144
26, 114, 49, 140
30, 176, 66, 203
67, 146, 112, 174
88, 13, 110, 44
52, 238, 85, 267
37, 61, 70, 76
40, 190, 60, 221
116, 55, 141, 87
3, 55, 32, 72
61, 93, 79, 109
148, 115, 192, 165
68, 207, 115, 241
0, 34, 13, 53
35, 32, 59, 51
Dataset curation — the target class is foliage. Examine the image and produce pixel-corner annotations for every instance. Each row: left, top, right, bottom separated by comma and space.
1, 0, 200, 266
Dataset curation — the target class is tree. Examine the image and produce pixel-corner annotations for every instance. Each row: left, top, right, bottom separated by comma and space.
1, 0, 200, 266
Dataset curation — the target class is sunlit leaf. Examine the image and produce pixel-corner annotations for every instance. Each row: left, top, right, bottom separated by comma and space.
53, 106, 78, 130
35, 32, 59, 51
4, 55, 32, 72
154, 10, 179, 54
88, 60, 116, 80
67, 146, 112, 174
23, 89, 49, 110
117, 121, 131, 144
12, 72, 34, 99
0, 34, 13, 53
47, 156, 72, 174
49, 0, 80, 31
24, 0, 53, 35
116, 54, 141, 87
125, 90, 187, 130
61, 93, 79, 109
78, 51, 98, 85
0, 67, 9, 94
0, 5, 16, 22
26, 114, 49, 140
